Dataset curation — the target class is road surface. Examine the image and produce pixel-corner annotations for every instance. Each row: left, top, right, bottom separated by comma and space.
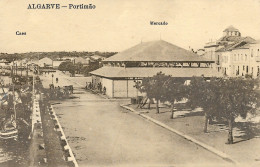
53, 88, 229, 166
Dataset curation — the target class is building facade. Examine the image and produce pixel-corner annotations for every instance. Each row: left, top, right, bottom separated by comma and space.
249, 41, 260, 78
204, 26, 259, 78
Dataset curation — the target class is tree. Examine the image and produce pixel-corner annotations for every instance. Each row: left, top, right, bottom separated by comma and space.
83, 62, 100, 76
75, 62, 83, 74
136, 72, 169, 113
217, 77, 259, 144
188, 77, 259, 143
58, 61, 69, 72
187, 77, 220, 133
161, 77, 187, 119
58, 62, 76, 76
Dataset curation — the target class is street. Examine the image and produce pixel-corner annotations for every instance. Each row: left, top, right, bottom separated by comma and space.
52, 89, 229, 166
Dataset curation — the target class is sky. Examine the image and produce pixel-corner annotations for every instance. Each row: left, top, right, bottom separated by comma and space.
0, 0, 260, 53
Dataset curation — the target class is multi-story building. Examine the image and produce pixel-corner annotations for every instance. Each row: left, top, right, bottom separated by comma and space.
204, 26, 258, 78
204, 26, 245, 72
249, 41, 260, 78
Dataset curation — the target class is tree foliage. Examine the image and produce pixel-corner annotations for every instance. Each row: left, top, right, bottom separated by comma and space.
218, 78, 259, 144
136, 72, 170, 113
58, 62, 76, 76
136, 72, 187, 115
161, 77, 187, 118
188, 76, 259, 143
136, 73, 259, 144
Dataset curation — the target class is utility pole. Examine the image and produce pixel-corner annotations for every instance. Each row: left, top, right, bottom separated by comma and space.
13, 83, 16, 120
16, 63, 17, 75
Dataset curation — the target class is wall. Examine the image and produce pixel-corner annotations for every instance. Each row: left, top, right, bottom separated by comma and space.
97, 78, 144, 98
102, 78, 113, 97
220, 51, 232, 76
113, 80, 128, 97
231, 48, 250, 77
249, 43, 260, 78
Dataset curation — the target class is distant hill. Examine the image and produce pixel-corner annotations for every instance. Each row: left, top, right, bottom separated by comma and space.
0, 51, 118, 62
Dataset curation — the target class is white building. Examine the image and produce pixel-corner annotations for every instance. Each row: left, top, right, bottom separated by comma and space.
73, 57, 90, 66
249, 41, 260, 78
205, 26, 256, 77
38, 57, 53, 68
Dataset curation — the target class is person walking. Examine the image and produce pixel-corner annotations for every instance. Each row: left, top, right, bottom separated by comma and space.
103, 86, 106, 95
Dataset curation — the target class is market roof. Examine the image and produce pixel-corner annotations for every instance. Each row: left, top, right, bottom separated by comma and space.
90, 67, 222, 78
223, 25, 239, 32
103, 40, 213, 62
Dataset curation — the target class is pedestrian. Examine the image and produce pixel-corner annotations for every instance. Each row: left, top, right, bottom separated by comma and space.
103, 86, 106, 95
97, 83, 100, 92
56, 77, 58, 83
99, 83, 102, 92
85, 82, 88, 90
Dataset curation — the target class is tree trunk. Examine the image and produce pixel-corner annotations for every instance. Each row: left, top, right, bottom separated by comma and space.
204, 112, 209, 133
227, 118, 234, 144
208, 116, 213, 125
156, 100, 159, 114
170, 102, 174, 119
148, 98, 151, 109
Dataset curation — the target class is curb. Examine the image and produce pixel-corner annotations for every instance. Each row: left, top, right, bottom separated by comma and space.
121, 104, 237, 164
49, 105, 79, 167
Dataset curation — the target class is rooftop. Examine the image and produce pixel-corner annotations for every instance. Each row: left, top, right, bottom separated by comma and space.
216, 37, 255, 52
104, 40, 212, 62
223, 25, 239, 32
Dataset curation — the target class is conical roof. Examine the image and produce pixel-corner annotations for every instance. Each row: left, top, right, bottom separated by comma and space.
104, 40, 212, 62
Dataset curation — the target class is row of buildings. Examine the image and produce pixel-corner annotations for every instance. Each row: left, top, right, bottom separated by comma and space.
90, 26, 260, 98
204, 26, 260, 78
0, 55, 105, 69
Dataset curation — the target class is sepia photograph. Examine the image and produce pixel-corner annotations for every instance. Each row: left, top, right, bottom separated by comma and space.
0, 0, 260, 166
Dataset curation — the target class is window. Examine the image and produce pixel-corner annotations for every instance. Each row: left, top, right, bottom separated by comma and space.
241, 54, 243, 61
243, 66, 245, 71
258, 49, 260, 57
245, 54, 247, 61
234, 54, 236, 61
251, 49, 254, 57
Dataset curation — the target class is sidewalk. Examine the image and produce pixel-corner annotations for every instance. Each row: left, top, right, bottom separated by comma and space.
121, 103, 260, 166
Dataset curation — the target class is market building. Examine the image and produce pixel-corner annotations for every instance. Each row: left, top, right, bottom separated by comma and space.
90, 40, 221, 98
